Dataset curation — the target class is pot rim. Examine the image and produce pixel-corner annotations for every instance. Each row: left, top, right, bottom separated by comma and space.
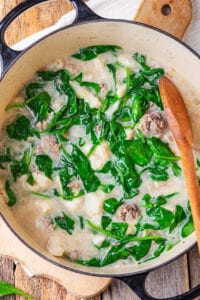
0, 17, 199, 277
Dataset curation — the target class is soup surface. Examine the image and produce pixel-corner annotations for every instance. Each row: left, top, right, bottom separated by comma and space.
0, 45, 196, 267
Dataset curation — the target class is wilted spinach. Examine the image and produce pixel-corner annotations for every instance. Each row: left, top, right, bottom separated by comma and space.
72, 45, 122, 61
54, 212, 75, 235
26, 91, 51, 121
10, 147, 34, 185
35, 154, 53, 179
5, 180, 17, 206
6, 115, 36, 141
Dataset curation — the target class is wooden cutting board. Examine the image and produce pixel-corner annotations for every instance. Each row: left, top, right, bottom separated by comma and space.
0, 0, 194, 299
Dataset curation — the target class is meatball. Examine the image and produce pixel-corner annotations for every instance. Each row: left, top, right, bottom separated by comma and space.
117, 203, 140, 222
139, 112, 166, 136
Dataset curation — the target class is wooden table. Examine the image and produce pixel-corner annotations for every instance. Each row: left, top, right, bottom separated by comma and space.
0, 1, 200, 299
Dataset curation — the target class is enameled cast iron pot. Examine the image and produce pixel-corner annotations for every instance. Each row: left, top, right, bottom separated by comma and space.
1, 0, 200, 299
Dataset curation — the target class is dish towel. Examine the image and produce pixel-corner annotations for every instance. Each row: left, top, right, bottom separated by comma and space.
12, 0, 200, 54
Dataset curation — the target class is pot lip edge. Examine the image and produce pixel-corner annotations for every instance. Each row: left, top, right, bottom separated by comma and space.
0, 17, 200, 80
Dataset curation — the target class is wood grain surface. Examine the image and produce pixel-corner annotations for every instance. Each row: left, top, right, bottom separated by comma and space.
0, 1, 200, 300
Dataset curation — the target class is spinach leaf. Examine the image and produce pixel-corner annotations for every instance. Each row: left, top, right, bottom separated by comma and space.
72, 45, 122, 61
26, 82, 43, 98
71, 144, 100, 193
146, 137, 179, 162
37, 69, 72, 82
93, 239, 111, 250
5, 103, 24, 111
80, 81, 100, 94
54, 212, 75, 235
148, 165, 169, 181
101, 245, 131, 266
10, 148, 34, 185
26, 91, 51, 121
124, 138, 152, 167
79, 216, 84, 229
103, 197, 123, 215
76, 257, 101, 267
181, 214, 194, 238
5, 180, 17, 206
143, 238, 166, 262
133, 53, 150, 71
35, 154, 53, 179
31, 192, 51, 199
101, 216, 112, 230
110, 222, 128, 237
132, 240, 152, 261
45, 104, 68, 133
0, 281, 33, 300
107, 63, 117, 92
6, 115, 33, 141
87, 220, 162, 242
169, 205, 186, 233
0, 147, 12, 165
100, 184, 115, 194
131, 93, 149, 123
145, 206, 174, 230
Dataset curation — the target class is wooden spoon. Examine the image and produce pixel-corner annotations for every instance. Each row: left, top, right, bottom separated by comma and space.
159, 76, 200, 251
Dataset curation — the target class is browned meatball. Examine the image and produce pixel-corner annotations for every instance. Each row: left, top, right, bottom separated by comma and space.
117, 203, 140, 222
139, 112, 166, 136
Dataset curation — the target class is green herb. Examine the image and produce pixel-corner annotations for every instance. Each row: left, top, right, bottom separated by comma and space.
132, 240, 152, 261
145, 207, 174, 230
35, 154, 53, 179
169, 205, 186, 233
141, 193, 175, 230
103, 198, 123, 215
10, 148, 34, 185
5, 180, 17, 206
81, 81, 100, 94
124, 138, 152, 167
101, 216, 112, 230
5, 103, 24, 111
110, 222, 128, 237
79, 216, 84, 229
181, 214, 194, 237
72, 45, 122, 61
54, 212, 75, 235
26, 91, 51, 121
107, 63, 117, 92
87, 219, 162, 242
0, 147, 12, 168
0, 281, 33, 300
100, 184, 115, 194
146, 137, 180, 161
6, 115, 34, 141
71, 145, 100, 193
26, 82, 43, 98
93, 239, 110, 250
37, 69, 72, 82
31, 192, 51, 199
131, 94, 149, 124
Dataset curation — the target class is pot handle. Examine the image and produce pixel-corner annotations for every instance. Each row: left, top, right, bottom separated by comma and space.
69, 0, 102, 23
0, 0, 102, 75
119, 273, 200, 300
0, 0, 51, 74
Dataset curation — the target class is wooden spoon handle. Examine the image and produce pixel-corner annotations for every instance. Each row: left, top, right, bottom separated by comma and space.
180, 147, 200, 249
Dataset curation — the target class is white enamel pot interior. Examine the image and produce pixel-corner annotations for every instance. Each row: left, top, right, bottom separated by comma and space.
0, 0, 200, 286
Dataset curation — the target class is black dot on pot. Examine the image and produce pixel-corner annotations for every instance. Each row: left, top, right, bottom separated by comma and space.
161, 4, 172, 16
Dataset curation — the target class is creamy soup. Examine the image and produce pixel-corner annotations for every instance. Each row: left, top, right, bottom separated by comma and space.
0, 45, 197, 267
